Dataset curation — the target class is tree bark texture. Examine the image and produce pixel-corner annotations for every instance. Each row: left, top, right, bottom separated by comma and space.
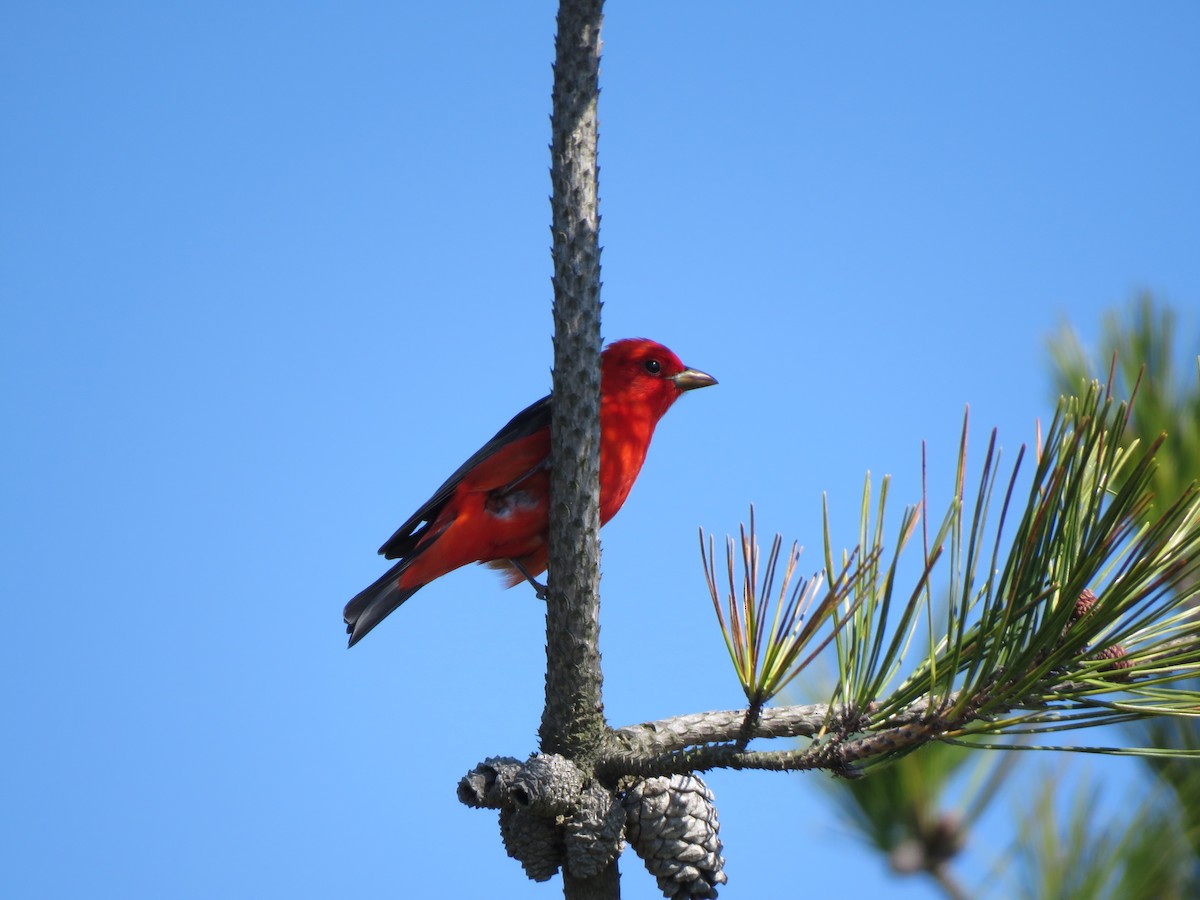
544, 1, 612, 897
542, 0, 607, 762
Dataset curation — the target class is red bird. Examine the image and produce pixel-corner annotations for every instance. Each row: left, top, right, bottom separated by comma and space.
344, 338, 716, 646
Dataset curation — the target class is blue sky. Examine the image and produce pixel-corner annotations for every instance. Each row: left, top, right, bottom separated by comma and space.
3, 3, 1198, 898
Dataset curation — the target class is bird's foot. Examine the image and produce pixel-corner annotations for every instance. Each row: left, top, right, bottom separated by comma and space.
507, 559, 548, 601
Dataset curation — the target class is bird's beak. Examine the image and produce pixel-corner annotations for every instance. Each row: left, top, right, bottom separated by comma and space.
673, 367, 718, 392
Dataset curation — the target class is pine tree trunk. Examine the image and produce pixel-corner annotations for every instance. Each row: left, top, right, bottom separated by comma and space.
543, 0, 614, 898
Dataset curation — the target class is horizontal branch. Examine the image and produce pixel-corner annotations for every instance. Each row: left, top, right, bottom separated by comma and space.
601, 706, 943, 781
599, 663, 1194, 781
610, 704, 838, 755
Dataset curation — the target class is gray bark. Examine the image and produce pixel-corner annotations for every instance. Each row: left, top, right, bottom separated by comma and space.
542, 0, 606, 761
543, 0, 613, 897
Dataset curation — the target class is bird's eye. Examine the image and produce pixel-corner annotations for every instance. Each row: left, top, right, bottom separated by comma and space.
644, 359, 661, 375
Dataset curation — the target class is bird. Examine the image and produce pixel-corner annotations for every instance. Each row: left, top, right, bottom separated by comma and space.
343, 338, 717, 647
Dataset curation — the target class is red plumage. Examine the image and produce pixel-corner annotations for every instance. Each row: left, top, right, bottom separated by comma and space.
343, 338, 716, 646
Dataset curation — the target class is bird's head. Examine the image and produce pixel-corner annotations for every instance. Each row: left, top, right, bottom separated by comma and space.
600, 338, 717, 420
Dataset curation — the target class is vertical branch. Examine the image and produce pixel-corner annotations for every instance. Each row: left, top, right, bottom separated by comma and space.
544, 4, 617, 896
542, 0, 607, 760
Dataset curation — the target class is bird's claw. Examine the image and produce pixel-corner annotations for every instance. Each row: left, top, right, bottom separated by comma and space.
508, 559, 548, 601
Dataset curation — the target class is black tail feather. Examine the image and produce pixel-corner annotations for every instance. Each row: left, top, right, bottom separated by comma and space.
344, 562, 422, 647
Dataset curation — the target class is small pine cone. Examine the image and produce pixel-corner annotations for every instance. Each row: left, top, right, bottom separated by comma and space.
458, 756, 524, 809
623, 775, 727, 899
1093, 643, 1135, 681
563, 782, 626, 879
512, 753, 584, 816
926, 812, 966, 865
499, 806, 563, 883
1072, 588, 1099, 622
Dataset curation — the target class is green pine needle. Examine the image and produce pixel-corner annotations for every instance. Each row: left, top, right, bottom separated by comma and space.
701, 507, 870, 710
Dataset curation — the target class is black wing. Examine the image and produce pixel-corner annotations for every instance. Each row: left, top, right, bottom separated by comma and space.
377, 394, 553, 560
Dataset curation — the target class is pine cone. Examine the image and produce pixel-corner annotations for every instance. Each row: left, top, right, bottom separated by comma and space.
499, 806, 563, 882
623, 775, 727, 899
458, 756, 524, 809
563, 782, 625, 878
